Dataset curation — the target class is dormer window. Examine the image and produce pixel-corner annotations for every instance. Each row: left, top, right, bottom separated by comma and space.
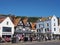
54, 19, 55, 21
7, 22, 8, 25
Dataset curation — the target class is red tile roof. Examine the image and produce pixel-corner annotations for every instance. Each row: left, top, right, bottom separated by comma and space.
31, 22, 36, 30
13, 18, 21, 27
0, 17, 6, 23
0, 16, 21, 27
23, 18, 28, 25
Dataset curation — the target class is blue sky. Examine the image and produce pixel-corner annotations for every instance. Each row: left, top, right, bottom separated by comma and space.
0, 0, 60, 17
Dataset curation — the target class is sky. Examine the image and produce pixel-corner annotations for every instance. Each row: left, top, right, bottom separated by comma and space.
0, 0, 60, 17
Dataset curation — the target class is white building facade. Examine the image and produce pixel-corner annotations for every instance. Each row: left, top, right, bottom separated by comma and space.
0, 17, 14, 37
36, 15, 60, 38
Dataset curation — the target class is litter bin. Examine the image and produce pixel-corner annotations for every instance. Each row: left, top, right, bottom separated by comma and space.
24, 37, 28, 42
11, 36, 16, 43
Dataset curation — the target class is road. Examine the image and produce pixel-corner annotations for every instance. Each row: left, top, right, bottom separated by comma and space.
22, 40, 60, 45
0, 40, 60, 45
25, 41, 60, 45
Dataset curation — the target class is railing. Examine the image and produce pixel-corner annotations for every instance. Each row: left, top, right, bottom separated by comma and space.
2, 32, 12, 35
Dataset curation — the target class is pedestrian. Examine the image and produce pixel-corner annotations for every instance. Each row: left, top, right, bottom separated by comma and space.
45, 36, 48, 41
11, 35, 16, 43
29, 36, 33, 42
0, 37, 2, 43
16, 34, 19, 43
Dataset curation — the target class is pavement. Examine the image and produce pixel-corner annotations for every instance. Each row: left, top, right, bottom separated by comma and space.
0, 40, 60, 45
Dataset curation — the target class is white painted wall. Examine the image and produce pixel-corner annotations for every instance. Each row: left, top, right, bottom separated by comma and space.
36, 15, 60, 34
0, 17, 14, 37
36, 21, 44, 29
51, 16, 58, 34
44, 20, 51, 29
58, 25, 60, 34
0, 25, 2, 37
36, 21, 45, 33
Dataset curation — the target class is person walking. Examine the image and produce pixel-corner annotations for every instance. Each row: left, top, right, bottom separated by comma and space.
11, 35, 16, 43
29, 35, 33, 42
16, 34, 19, 43
0, 37, 2, 43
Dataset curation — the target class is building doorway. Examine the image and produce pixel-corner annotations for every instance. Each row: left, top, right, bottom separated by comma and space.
2, 35, 11, 38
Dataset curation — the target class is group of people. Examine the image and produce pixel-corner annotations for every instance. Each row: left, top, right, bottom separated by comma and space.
0, 34, 33, 43
0, 36, 11, 43
11, 34, 33, 43
0, 34, 49, 43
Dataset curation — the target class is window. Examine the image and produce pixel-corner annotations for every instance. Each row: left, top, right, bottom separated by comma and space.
45, 28, 49, 32
45, 29, 46, 32
54, 28, 56, 31
39, 29, 41, 32
37, 29, 38, 32
54, 19, 55, 21
47, 28, 49, 31
39, 24, 44, 28
7, 22, 8, 25
47, 23, 49, 26
54, 23, 55, 26
37, 29, 41, 32
3, 27, 11, 32
39, 24, 40, 27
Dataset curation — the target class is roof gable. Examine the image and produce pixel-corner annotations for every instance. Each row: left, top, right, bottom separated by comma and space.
0, 17, 14, 26
13, 17, 21, 27
37, 16, 55, 22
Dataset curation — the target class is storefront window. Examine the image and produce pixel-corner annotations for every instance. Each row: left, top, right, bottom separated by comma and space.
3, 27, 11, 32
